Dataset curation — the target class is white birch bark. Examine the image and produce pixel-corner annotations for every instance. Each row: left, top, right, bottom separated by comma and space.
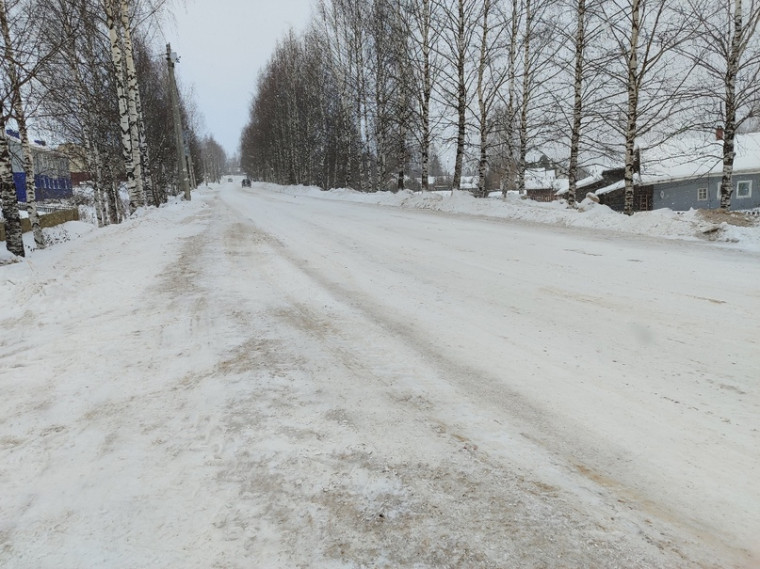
410, 0, 434, 192
0, 112, 24, 256
518, 0, 534, 193
452, 0, 467, 192
719, 0, 742, 210
623, 0, 640, 216
135, 88, 157, 204
503, 2, 519, 197
421, 0, 431, 192
119, 0, 145, 209
476, 0, 490, 198
84, 131, 106, 227
104, 0, 138, 214
567, 0, 586, 209
0, 0, 43, 249
13, 106, 44, 248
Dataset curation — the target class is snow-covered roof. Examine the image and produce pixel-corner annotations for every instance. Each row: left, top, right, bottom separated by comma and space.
639, 132, 760, 184
595, 180, 625, 196
525, 168, 556, 190
555, 174, 599, 196
577, 173, 603, 188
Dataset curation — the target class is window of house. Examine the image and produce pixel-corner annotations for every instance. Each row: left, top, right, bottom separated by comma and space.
697, 187, 708, 201
736, 180, 751, 198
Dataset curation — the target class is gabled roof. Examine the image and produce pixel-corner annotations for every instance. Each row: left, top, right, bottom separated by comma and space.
639, 132, 760, 184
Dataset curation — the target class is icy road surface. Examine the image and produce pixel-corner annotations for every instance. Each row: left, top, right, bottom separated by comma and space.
1, 181, 758, 568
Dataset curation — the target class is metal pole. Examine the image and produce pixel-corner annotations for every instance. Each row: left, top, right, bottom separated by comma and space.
166, 43, 190, 200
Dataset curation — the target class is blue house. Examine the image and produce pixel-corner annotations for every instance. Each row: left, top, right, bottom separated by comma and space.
5, 129, 73, 202
637, 133, 760, 212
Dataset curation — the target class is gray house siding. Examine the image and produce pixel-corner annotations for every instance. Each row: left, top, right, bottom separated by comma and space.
652, 173, 760, 211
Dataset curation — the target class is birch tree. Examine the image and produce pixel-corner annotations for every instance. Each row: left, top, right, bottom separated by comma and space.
0, 104, 24, 257
516, 0, 561, 192
489, 0, 521, 196
681, 0, 760, 210
439, 0, 478, 191
368, 0, 396, 189
119, 0, 146, 208
104, 0, 141, 212
553, 0, 609, 206
318, 0, 365, 189
474, 0, 510, 197
0, 0, 44, 249
407, 0, 440, 191
603, 0, 694, 215
567, 0, 588, 206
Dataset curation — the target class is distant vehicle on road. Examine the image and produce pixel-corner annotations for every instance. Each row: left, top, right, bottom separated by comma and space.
228, 177, 233, 182
242, 178, 251, 187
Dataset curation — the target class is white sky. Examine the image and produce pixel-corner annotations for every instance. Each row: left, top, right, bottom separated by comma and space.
168, 0, 315, 157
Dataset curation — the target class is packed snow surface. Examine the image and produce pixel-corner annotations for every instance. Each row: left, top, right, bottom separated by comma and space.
1, 180, 759, 568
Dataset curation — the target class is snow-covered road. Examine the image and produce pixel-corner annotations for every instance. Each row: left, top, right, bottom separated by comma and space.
1, 181, 758, 568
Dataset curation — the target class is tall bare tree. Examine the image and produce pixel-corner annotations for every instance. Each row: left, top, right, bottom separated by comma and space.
603, 0, 694, 215
0, 0, 46, 249
407, 0, 441, 191
474, 0, 510, 197
0, 105, 24, 256
119, 0, 146, 208
439, 0, 478, 191
679, 0, 760, 210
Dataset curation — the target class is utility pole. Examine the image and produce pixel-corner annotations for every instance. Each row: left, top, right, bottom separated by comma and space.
166, 43, 190, 200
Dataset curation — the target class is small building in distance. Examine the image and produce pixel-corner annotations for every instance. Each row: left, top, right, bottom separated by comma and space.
4, 129, 73, 202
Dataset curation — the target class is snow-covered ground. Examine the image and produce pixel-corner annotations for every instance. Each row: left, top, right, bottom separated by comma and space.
1, 180, 758, 568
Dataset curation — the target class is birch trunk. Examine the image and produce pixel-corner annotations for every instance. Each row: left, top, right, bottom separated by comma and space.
397, 99, 407, 191
0, 0, 43, 248
503, 1, 519, 197
476, 0, 490, 198
105, 0, 138, 214
14, 113, 44, 248
374, 32, 387, 191
720, 0, 742, 211
518, 0, 533, 193
104, 163, 118, 224
420, 0, 432, 192
135, 84, 157, 205
623, 0, 640, 217
452, 0, 467, 192
85, 132, 106, 227
567, 0, 586, 209
119, 0, 145, 209
0, 113, 24, 256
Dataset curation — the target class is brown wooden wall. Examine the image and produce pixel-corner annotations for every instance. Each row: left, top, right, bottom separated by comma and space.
0, 208, 80, 241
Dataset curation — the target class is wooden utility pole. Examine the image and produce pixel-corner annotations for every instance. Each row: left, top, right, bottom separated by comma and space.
166, 43, 190, 200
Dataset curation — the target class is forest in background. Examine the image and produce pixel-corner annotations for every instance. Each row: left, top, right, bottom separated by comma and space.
241, 0, 760, 215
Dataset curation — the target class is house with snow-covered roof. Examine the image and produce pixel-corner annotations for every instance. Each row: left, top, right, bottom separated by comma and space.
636, 132, 760, 212
523, 167, 567, 202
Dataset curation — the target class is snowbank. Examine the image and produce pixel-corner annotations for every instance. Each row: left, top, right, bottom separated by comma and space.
255, 183, 760, 252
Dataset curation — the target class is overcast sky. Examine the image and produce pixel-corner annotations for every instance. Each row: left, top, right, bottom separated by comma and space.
168, 0, 315, 157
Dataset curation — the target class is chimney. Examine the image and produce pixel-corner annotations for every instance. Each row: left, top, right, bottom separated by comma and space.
716, 126, 724, 141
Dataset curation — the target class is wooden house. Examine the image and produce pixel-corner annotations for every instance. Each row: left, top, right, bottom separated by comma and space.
635, 133, 760, 212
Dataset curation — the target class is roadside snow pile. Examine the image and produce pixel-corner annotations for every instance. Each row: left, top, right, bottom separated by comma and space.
0, 248, 19, 265
43, 221, 96, 246
263, 183, 760, 251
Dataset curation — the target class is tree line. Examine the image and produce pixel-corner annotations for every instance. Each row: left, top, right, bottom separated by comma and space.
1, 0, 229, 257
241, 0, 760, 215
